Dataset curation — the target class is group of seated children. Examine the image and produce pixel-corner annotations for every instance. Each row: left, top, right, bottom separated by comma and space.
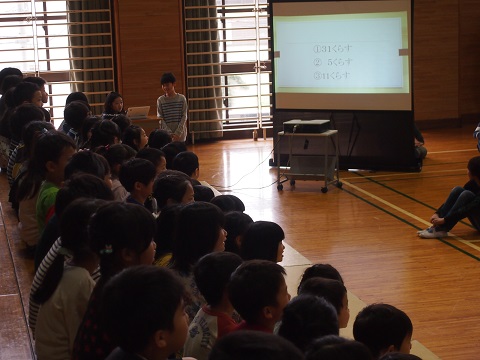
0, 67, 422, 360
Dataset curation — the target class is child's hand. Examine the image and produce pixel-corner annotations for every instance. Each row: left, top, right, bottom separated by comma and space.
432, 217, 445, 226
430, 213, 439, 223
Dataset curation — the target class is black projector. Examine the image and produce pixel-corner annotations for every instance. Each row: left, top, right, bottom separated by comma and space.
283, 119, 330, 134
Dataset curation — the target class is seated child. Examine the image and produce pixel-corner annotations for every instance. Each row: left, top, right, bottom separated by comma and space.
157, 72, 188, 142
84, 119, 121, 150
240, 220, 285, 263
161, 141, 187, 169
136, 147, 167, 176
152, 169, 194, 210
298, 277, 350, 329
122, 124, 148, 152
96, 144, 136, 201
34, 199, 106, 359
154, 204, 183, 267
102, 91, 126, 120
183, 252, 243, 360
101, 266, 190, 360
169, 201, 227, 321
78, 115, 99, 149
305, 335, 373, 360
193, 184, 215, 202
210, 194, 245, 212
278, 294, 339, 353
148, 129, 172, 149
119, 158, 156, 208
23, 76, 51, 122
209, 328, 304, 360
297, 263, 344, 294
227, 259, 291, 334
418, 155, 480, 238
62, 100, 90, 147
223, 211, 253, 255
110, 113, 131, 134
353, 303, 413, 359
73, 202, 157, 360
172, 150, 200, 184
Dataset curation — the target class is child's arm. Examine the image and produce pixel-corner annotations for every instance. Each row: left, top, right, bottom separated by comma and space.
157, 97, 172, 134
172, 96, 188, 140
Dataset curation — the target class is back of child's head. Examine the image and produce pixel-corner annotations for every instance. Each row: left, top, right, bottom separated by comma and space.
0, 67, 22, 94
278, 294, 339, 352
95, 143, 136, 176
298, 263, 344, 294
17, 130, 76, 201
210, 194, 245, 212
194, 251, 243, 307
21, 121, 55, 156
224, 211, 253, 255
353, 303, 413, 359
110, 113, 131, 134
0, 74, 22, 94
32, 198, 106, 304
88, 202, 156, 277
64, 150, 110, 181
103, 91, 123, 114
241, 220, 284, 262
154, 204, 183, 258
210, 330, 304, 360
172, 151, 199, 177
468, 156, 480, 178
9, 103, 45, 142
65, 91, 89, 107
161, 72, 176, 85
122, 124, 146, 152
54, 173, 114, 218
148, 129, 172, 149
23, 76, 46, 91
153, 169, 193, 209
64, 100, 90, 131
228, 259, 287, 324
118, 158, 156, 192
305, 335, 373, 360
79, 115, 100, 147
101, 265, 187, 355
192, 184, 213, 202
12, 81, 40, 106
378, 353, 422, 360
136, 147, 166, 174
298, 277, 348, 327
170, 201, 225, 273
88, 119, 121, 149
161, 141, 187, 169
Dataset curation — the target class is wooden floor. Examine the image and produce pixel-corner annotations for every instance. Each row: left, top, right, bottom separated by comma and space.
2, 126, 480, 359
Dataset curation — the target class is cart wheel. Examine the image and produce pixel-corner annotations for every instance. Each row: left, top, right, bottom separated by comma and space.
277, 184, 283, 191
290, 179, 296, 186
321, 187, 328, 193
336, 181, 343, 189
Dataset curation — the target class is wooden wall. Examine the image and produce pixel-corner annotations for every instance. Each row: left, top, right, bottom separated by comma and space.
114, 0, 480, 127
114, 0, 185, 116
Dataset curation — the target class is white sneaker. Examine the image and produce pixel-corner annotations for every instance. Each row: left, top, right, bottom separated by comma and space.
418, 228, 448, 239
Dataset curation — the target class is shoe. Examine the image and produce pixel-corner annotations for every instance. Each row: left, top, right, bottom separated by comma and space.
417, 226, 433, 234
417, 228, 448, 239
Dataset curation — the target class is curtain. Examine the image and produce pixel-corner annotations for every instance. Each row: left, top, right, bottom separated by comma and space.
185, 0, 223, 140
67, 0, 113, 115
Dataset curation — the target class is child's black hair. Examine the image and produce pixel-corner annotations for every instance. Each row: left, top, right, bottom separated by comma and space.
0, 74, 22, 94
64, 100, 90, 131
103, 91, 124, 115
16, 131, 76, 201
23, 76, 46, 87
101, 265, 186, 354
298, 277, 347, 316
21, 121, 55, 157
161, 141, 187, 169
32, 198, 107, 304
353, 303, 413, 359
122, 124, 145, 152
278, 294, 339, 352
170, 201, 225, 274
111, 113, 131, 134
79, 115, 100, 148
153, 169, 192, 209
89, 202, 156, 278
136, 147, 165, 170
193, 184, 214, 202
224, 211, 253, 255
9, 103, 45, 142
12, 81, 40, 106
154, 204, 183, 259
65, 92, 89, 107
0, 67, 22, 93
148, 129, 172, 149
161, 72, 176, 85
118, 158, 156, 192
172, 151, 199, 177
298, 263, 344, 294
63, 150, 110, 181
210, 194, 245, 212
305, 335, 373, 360
87, 119, 121, 149
210, 329, 304, 360
227, 259, 286, 323
240, 221, 284, 262
95, 144, 136, 177
194, 252, 243, 307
